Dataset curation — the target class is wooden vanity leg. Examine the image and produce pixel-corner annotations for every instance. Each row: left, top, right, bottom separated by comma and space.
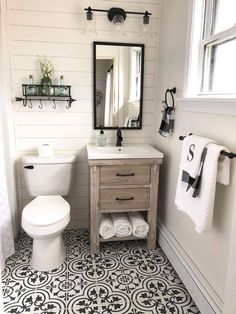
147, 164, 159, 250
90, 165, 100, 254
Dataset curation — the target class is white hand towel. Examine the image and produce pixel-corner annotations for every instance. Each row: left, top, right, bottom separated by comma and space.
99, 214, 115, 239
180, 135, 216, 178
175, 142, 230, 233
111, 213, 132, 237
128, 212, 149, 238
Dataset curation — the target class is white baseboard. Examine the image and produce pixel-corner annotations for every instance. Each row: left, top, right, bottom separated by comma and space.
157, 222, 223, 314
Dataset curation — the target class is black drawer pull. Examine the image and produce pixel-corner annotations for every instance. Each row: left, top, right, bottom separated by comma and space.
24, 165, 34, 169
116, 197, 134, 201
116, 173, 135, 177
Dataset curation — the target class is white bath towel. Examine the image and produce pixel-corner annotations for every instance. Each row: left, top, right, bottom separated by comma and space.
111, 213, 132, 237
180, 135, 216, 176
175, 138, 230, 233
99, 214, 115, 239
128, 212, 149, 238
179, 135, 217, 198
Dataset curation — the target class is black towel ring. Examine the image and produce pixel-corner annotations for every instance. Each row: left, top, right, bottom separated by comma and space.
164, 87, 176, 110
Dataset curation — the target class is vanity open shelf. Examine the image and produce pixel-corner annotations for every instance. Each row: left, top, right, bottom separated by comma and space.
100, 235, 147, 242
15, 84, 76, 109
87, 144, 164, 254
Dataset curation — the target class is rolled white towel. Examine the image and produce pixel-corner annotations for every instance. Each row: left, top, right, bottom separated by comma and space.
128, 212, 149, 238
111, 213, 132, 237
99, 214, 115, 239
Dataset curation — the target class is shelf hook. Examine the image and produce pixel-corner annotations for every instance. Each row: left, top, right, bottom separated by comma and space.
52, 100, 56, 109
28, 100, 33, 109
66, 100, 71, 109
38, 99, 43, 109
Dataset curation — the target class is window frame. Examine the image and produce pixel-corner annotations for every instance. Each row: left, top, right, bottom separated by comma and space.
184, 0, 236, 98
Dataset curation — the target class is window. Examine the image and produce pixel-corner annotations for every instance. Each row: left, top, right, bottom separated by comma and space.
135, 49, 142, 99
187, 0, 236, 97
129, 48, 142, 101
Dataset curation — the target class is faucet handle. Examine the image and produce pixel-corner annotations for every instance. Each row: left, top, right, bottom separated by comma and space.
116, 127, 123, 146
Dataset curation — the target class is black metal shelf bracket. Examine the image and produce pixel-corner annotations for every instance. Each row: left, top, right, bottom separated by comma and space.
15, 84, 76, 109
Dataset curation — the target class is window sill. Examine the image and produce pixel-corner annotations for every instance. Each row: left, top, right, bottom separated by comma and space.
177, 97, 236, 116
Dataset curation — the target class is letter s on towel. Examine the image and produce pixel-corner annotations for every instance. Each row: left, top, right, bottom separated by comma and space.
187, 144, 195, 162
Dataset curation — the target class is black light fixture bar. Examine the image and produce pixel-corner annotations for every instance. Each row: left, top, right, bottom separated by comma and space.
84, 7, 151, 17
124, 10, 151, 16
84, 7, 109, 13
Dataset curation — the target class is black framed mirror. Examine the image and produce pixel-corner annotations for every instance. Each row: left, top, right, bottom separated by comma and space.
93, 41, 145, 129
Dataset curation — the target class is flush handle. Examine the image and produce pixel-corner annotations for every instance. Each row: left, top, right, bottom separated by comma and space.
24, 165, 34, 169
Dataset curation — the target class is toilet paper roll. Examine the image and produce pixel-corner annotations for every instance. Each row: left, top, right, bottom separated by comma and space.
38, 144, 54, 157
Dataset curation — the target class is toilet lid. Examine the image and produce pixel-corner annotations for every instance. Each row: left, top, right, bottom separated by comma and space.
22, 196, 70, 227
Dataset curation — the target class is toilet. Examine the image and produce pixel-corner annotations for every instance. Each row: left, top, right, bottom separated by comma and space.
21, 155, 76, 271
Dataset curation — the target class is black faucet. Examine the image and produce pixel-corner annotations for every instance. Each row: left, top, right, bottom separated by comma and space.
116, 127, 123, 147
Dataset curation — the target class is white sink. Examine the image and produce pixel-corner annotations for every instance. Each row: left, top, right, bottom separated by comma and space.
86, 144, 164, 160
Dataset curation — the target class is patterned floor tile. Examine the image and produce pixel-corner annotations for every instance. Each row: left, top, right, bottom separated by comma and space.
2, 229, 200, 314
45, 274, 68, 302
1, 266, 11, 287
120, 247, 165, 277
4, 289, 35, 313
66, 272, 90, 301
159, 264, 184, 286
63, 229, 89, 245
67, 250, 121, 283
67, 282, 99, 313
32, 310, 67, 314
15, 233, 32, 251
31, 289, 67, 313
115, 268, 146, 294
10, 264, 37, 290
100, 240, 146, 257
65, 243, 80, 261
131, 277, 198, 314
67, 282, 132, 314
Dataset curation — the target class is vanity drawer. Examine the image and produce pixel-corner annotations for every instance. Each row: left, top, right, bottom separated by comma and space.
100, 165, 150, 185
99, 188, 150, 210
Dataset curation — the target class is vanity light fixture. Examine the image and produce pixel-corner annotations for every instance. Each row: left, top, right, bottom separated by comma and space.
83, 6, 97, 34
84, 6, 151, 27
86, 6, 93, 21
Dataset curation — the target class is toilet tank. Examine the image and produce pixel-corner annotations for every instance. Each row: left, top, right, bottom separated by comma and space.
22, 155, 76, 197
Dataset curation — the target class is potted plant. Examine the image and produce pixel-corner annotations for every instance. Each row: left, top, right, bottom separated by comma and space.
39, 56, 54, 96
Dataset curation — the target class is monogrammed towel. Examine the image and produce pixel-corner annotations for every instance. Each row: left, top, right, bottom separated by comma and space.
175, 135, 230, 233
180, 135, 216, 197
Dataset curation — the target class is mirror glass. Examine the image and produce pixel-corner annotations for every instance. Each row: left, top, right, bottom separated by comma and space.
93, 42, 144, 129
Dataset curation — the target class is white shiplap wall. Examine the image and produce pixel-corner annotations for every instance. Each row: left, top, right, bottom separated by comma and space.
9, 0, 161, 228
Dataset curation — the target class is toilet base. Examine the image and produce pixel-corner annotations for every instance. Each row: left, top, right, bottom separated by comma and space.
30, 234, 65, 271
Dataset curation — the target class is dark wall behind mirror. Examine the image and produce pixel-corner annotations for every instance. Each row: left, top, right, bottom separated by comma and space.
93, 42, 144, 129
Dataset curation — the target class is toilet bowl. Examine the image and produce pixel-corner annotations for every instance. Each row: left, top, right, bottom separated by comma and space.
22, 196, 70, 271
21, 154, 76, 271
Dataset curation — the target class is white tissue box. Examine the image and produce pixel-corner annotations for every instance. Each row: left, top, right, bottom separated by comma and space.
38, 144, 54, 157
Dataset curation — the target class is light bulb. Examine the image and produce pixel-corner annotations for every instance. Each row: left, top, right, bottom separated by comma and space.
112, 14, 125, 25
82, 17, 97, 35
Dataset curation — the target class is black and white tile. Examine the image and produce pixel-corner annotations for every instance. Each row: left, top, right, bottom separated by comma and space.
2, 229, 200, 314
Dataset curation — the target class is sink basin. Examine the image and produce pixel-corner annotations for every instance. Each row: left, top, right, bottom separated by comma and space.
86, 144, 164, 160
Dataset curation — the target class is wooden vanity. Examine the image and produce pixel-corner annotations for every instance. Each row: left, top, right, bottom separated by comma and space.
87, 145, 163, 254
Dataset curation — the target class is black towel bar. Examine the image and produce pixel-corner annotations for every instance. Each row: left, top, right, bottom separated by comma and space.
179, 134, 236, 159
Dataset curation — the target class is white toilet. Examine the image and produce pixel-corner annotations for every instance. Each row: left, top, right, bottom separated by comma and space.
21, 155, 76, 271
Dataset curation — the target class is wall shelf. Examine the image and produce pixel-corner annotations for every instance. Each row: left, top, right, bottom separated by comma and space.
15, 84, 76, 109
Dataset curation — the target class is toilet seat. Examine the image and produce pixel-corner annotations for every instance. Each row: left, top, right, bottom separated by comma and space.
22, 195, 70, 227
